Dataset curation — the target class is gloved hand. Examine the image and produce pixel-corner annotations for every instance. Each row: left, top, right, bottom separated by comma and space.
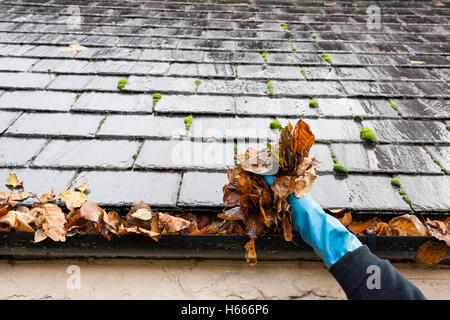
264, 175, 362, 268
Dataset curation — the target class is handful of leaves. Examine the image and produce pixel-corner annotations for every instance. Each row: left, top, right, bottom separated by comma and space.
221, 120, 318, 265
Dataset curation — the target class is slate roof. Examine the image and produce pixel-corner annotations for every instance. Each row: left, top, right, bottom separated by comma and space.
0, 0, 449, 214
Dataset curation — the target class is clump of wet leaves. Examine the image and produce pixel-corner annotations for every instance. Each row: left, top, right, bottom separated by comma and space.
222, 120, 318, 265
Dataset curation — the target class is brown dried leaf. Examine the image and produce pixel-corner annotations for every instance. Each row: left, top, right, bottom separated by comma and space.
293, 166, 317, 198
6, 173, 23, 190
38, 188, 57, 204
60, 190, 87, 211
426, 218, 450, 246
159, 213, 190, 233
388, 214, 427, 236
414, 241, 448, 265
80, 202, 104, 222
32, 204, 66, 242
218, 206, 246, 221
281, 213, 293, 242
245, 239, 257, 266
348, 217, 380, 235
61, 44, 87, 52
290, 120, 315, 156
336, 211, 352, 227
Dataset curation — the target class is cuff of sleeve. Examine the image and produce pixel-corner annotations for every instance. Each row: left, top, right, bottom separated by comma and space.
328, 245, 382, 297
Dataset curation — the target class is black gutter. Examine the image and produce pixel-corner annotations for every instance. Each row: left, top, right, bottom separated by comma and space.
0, 233, 448, 263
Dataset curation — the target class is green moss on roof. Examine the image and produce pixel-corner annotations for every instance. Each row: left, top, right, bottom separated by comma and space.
280, 22, 287, 30
291, 44, 297, 51
300, 68, 306, 78
360, 127, 378, 144
390, 178, 401, 188
270, 119, 282, 130
117, 78, 128, 90
446, 125, 450, 131
184, 114, 193, 132
195, 78, 201, 92
309, 100, 318, 108
267, 80, 274, 96
321, 53, 332, 63
423, 146, 446, 173
152, 93, 162, 109
353, 115, 363, 122
389, 101, 403, 117
333, 163, 349, 175
311, 34, 317, 39
259, 49, 268, 63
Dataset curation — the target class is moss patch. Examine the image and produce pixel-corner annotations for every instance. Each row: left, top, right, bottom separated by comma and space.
132, 142, 144, 161
259, 49, 268, 63
280, 22, 287, 30
184, 114, 193, 132
388, 101, 403, 117
353, 115, 363, 122
309, 100, 318, 108
270, 119, 282, 130
152, 93, 162, 109
360, 127, 378, 144
195, 78, 201, 92
390, 178, 401, 188
321, 53, 332, 63
97, 113, 109, 130
117, 78, 128, 90
423, 146, 446, 172
446, 124, 450, 131
300, 68, 306, 78
291, 44, 297, 51
267, 80, 274, 96
333, 163, 349, 175
311, 34, 317, 39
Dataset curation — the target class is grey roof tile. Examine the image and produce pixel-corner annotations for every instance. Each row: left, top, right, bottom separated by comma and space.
72, 92, 154, 113
155, 95, 235, 115
0, 137, 47, 166
178, 171, 228, 207
0, 91, 77, 112
135, 140, 235, 170
6, 112, 103, 138
0, 72, 53, 89
0, 111, 21, 133
71, 170, 181, 207
395, 175, 450, 212
33, 139, 140, 169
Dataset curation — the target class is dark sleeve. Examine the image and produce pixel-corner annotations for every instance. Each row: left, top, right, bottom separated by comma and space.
329, 245, 426, 300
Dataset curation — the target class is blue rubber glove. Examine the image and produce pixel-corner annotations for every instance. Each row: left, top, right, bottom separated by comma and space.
264, 175, 362, 268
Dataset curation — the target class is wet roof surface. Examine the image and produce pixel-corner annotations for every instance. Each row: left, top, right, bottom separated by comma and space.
0, 0, 449, 213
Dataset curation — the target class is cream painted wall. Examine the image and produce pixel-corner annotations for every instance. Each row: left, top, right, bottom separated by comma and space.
0, 259, 449, 300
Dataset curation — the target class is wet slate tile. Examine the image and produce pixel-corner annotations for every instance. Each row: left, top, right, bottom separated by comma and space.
272, 80, 346, 97
0, 137, 47, 166
71, 170, 181, 207
0, 111, 20, 133
414, 81, 449, 98
127, 76, 196, 92
395, 175, 450, 212
178, 171, 228, 207
332, 143, 442, 174
178, 39, 235, 50
317, 98, 398, 118
311, 174, 410, 211
389, 98, 450, 118
0, 90, 76, 111
6, 112, 103, 138
0, 72, 53, 89
309, 143, 334, 172
368, 66, 442, 81
155, 95, 235, 115
340, 81, 423, 97
31, 59, 89, 73
24, 45, 78, 58
86, 76, 127, 91
47, 75, 95, 90
135, 140, 234, 170
0, 57, 38, 71
97, 114, 186, 139
197, 79, 268, 95
72, 92, 153, 113
238, 65, 303, 79
325, 54, 360, 65
305, 119, 362, 142
0, 44, 34, 56
427, 146, 450, 173
362, 120, 450, 143
235, 96, 318, 117
77, 47, 141, 60
0, 168, 75, 199
33, 139, 139, 169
